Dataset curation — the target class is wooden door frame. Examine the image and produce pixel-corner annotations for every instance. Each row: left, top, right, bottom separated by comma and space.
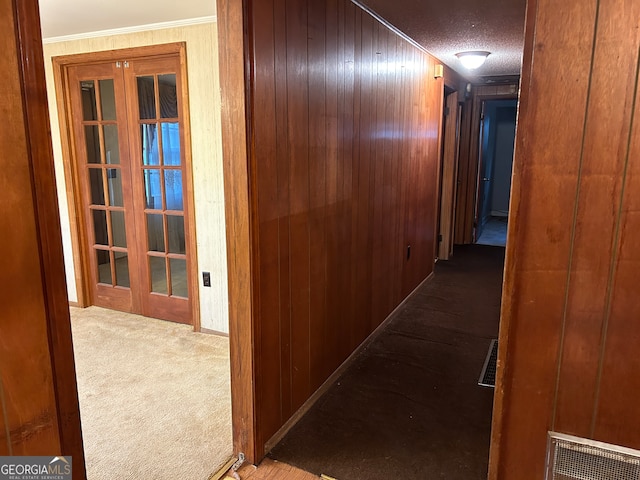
8, 0, 86, 475
472, 97, 518, 243
437, 66, 467, 258
473, 99, 489, 243
216, 0, 259, 464
437, 89, 461, 260
52, 42, 201, 330
456, 88, 518, 244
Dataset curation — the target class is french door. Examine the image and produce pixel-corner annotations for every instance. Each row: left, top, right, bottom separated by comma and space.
67, 54, 192, 324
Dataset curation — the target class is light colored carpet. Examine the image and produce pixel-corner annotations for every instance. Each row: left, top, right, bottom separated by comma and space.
70, 306, 233, 480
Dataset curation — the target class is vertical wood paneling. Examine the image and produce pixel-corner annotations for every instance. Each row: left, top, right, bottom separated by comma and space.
370, 22, 387, 329
248, 0, 443, 450
348, 6, 364, 354
353, 10, 374, 346
308, 0, 328, 393
554, 0, 640, 437
362, 13, 379, 334
253, 0, 282, 441
273, 0, 293, 424
491, 0, 640, 477
594, 60, 640, 448
339, 2, 356, 361
387, 35, 404, 313
322, 0, 337, 373
492, 0, 598, 475
396, 41, 410, 298
286, 0, 311, 415
593, 0, 640, 445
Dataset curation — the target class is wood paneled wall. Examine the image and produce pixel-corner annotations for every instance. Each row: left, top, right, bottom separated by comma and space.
0, 0, 85, 476
490, 0, 640, 477
246, 0, 443, 451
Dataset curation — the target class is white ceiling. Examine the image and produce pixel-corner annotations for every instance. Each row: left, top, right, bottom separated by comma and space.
38, 0, 215, 39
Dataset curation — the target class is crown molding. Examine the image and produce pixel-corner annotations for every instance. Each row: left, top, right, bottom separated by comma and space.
43, 15, 216, 44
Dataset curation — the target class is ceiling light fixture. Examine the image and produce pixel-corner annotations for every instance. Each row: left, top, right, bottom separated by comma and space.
455, 51, 491, 70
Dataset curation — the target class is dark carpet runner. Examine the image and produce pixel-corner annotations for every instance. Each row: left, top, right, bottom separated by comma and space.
268, 245, 505, 480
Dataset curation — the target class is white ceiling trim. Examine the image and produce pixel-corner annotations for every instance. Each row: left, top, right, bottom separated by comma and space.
42, 15, 216, 44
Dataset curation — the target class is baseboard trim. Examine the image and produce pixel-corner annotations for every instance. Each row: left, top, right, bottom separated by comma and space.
200, 327, 230, 338
68, 301, 80, 308
264, 271, 435, 453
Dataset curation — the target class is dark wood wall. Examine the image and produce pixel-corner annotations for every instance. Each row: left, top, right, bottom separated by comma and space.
490, 0, 640, 477
0, 0, 85, 476
247, 0, 443, 451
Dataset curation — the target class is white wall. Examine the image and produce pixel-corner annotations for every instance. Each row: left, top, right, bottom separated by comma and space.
43, 21, 230, 333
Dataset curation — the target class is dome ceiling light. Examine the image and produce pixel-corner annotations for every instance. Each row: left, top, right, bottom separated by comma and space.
455, 51, 491, 70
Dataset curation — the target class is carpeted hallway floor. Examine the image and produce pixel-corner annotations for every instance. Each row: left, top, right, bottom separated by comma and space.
268, 245, 505, 480
476, 217, 508, 247
70, 307, 233, 480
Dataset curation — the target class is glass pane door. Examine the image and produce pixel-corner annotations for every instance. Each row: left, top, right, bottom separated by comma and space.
68, 55, 192, 325
136, 73, 188, 300
69, 62, 137, 313
82, 78, 130, 287
126, 55, 191, 324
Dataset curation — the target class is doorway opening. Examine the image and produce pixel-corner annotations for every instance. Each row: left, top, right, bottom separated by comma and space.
474, 99, 518, 247
437, 87, 463, 261
58, 46, 196, 324
51, 44, 233, 479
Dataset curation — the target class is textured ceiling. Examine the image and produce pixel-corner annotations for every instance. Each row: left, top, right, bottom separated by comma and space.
39, 0, 525, 83
357, 0, 526, 82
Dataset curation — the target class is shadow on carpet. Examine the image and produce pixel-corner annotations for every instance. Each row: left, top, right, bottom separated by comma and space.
268, 245, 505, 480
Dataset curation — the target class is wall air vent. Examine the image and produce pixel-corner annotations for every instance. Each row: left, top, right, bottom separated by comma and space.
546, 432, 640, 480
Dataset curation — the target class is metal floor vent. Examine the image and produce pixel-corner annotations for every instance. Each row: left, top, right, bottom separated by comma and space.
478, 339, 498, 387
546, 432, 640, 480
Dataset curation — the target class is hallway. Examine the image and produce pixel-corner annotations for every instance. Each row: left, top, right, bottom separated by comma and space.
268, 245, 505, 479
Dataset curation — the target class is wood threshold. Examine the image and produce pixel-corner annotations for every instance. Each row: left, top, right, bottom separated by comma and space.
264, 271, 436, 453
208, 456, 237, 480
225, 458, 318, 480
